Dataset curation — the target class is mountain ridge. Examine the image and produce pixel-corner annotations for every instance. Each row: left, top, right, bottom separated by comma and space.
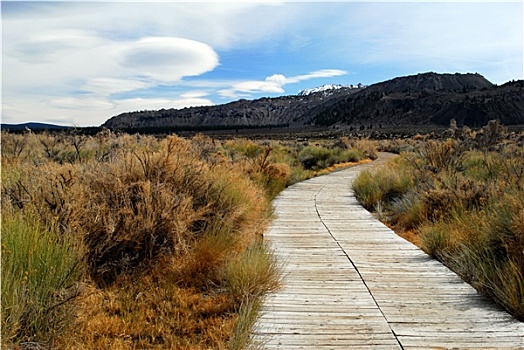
98, 72, 524, 130
1, 122, 71, 131
102, 85, 364, 130
298, 84, 364, 96
314, 74, 523, 128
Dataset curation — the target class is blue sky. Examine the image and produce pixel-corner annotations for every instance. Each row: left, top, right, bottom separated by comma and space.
2, 1, 523, 127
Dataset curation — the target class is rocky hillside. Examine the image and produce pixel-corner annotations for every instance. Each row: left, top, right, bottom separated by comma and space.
313, 73, 524, 128
102, 72, 524, 131
102, 86, 363, 130
361, 72, 493, 94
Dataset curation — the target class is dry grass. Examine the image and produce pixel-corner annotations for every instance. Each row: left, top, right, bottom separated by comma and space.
64, 281, 237, 350
351, 138, 378, 160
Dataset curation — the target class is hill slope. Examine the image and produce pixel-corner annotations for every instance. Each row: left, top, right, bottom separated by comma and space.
362, 72, 493, 94
102, 86, 363, 130
102, 72, 524, 131
314, 74, 523, 128
1, 122, 70, 131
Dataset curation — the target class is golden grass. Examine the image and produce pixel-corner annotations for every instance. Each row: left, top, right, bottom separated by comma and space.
314, 159, 371, 176
64, 282, 237, 350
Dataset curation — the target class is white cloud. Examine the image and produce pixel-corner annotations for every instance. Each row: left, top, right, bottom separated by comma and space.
12, 29, 105, 64
2, 2, 230, 125
82, 78, 152, 96
49, 97, 115, 110
219, 69, 347, 98
179, 91, 211, 99
222, 75, 287, 97
120, 37, 219, 82
2, 29, 220, 125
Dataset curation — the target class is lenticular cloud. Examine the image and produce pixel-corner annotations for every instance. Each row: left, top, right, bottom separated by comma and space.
120, 37, 220, 83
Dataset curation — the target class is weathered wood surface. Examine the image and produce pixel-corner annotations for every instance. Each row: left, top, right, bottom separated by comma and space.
252, 153, 523, 349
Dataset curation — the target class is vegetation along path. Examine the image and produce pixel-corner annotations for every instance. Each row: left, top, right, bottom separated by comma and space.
252, 153, 523, 349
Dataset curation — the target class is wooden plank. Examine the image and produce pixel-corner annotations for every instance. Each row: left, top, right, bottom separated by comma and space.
252, 153, 523, 349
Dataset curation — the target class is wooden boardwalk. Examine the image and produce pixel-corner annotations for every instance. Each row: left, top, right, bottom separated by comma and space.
252, 153, 523, 349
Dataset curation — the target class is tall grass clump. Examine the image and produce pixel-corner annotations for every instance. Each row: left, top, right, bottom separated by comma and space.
223, 242, 281, 305
1, 212, 83, 346
224, 242, 282, 350
352, 158, 413, 212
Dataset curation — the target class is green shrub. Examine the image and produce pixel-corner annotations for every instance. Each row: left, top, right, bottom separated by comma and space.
339, 148, 365, 163
391, 191, 427, 229
352, 159, 413, 211
298, 145, 334, 170
298, 145, 364, 171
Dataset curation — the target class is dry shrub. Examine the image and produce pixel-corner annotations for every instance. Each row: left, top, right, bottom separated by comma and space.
2, 132, 278, 349
418, 138, 465, 173
223, 139, 291, 199
420, 195, 524, 320
80, 137, 212, 286
1, 131, 29, 159
419, 174, 488, 222
352, 138, 378, 160
80, 135, 267, 287
191, 133, 220, 163
376, 138, 418, 154
253, 161, 291, 199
